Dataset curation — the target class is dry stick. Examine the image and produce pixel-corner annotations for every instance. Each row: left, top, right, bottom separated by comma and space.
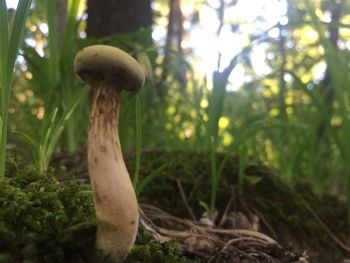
138, 207, 171, 242
216, 243, 258, 263
150, 224, 191, 238
140, 205, 202, 239
140, 205, 289, 262
184, 233, 224, 253
141, 203, 196, 227
224, 236, 272, 246
199, 227, 277, 245
247, 251, 274, 262
218, 192, 235, 227
188, 176, 200, 200
176, 179, 197, 221
140, 204, 278, 245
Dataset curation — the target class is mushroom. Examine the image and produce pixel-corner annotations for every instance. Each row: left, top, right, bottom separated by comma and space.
74, 45, 145, 259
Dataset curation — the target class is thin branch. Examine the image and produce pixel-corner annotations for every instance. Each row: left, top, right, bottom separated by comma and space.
176, 178, 198, 221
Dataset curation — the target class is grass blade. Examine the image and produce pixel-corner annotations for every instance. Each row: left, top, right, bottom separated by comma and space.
43, 87, 88, 171
0, 116, 2, 146
238, 146, 247, 195
136, 164, 168, 197
12, 130, 40, 167
6, 0, 31, 82
0, 0, 9, 84
41, 107, 59, 155
0, 0, 31, 179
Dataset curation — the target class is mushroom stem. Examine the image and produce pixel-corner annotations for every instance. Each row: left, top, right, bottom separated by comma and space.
74, 45, 144, 259
88, 81, 139, 258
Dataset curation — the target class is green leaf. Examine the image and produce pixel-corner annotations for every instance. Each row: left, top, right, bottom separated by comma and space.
41, 107, 59, 154
244, 175, 263, 186
43, 87, 89, 171
12, 130, 40, 168
6, 0, 31, 81
63, 0, 83, 55
0, 0, 9, 85
136, 164, 168, 197
35, 87, 88, 172
0, 115, 2, 143
198, 201, 211, 214
0, 0, 32, 180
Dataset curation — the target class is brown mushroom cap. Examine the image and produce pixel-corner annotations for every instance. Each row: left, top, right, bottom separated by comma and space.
74, 45, 145, 91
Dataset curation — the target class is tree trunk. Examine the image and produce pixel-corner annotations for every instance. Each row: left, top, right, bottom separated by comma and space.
159, 0, 184, 97
86, 0, 152, 37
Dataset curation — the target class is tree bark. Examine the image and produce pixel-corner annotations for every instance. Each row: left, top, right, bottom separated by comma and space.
159, 0, 184, 97
86, 0, 152, 37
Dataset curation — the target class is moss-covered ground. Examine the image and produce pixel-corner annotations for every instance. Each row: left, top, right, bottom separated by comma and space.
127, 150, 349, 262
0, 150, 348, 262
0, 155, 195, 263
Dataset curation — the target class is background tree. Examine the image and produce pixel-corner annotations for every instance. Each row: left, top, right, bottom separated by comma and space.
86, 0, 152, 37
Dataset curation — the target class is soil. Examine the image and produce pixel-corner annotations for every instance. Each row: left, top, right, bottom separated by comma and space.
0, 149, 349, 262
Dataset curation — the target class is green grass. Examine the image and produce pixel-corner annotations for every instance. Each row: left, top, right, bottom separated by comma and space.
8, 0, 88, 172
207, 48, 252, 213
0, 0, 32, 180
22, 0, 86, 153
303, 0, 350, 224
14, 88, 88, 172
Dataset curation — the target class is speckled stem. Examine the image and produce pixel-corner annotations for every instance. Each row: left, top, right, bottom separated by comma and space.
88, 81, 139, 259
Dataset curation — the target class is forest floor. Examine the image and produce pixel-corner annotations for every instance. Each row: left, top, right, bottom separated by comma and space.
0, 149, 349, 262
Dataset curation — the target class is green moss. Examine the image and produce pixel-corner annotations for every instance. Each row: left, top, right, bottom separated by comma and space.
0, 164, 98, 262
126, 150, 239, 217
125, 149, 348, 262
0, 157, 196, 262
126, 228, 197, 263
1, 150, 348, 262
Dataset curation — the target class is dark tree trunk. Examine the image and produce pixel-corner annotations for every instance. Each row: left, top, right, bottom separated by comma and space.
86, 0, 152, 37
159, 0, 184, 91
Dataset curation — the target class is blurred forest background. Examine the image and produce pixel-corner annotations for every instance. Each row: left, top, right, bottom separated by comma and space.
2, 0, 350, 208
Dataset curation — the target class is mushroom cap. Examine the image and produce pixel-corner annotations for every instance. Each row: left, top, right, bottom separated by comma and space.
74, 45, 145, 91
